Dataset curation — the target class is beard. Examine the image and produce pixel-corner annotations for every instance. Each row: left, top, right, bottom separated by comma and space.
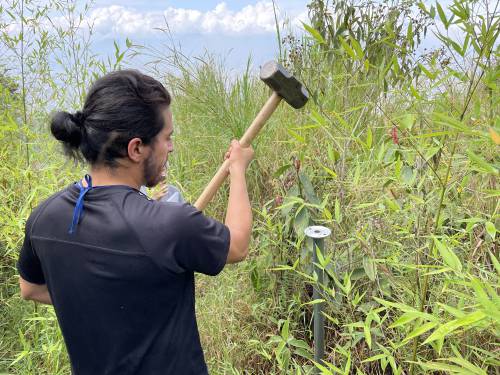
143, 154, 166, 188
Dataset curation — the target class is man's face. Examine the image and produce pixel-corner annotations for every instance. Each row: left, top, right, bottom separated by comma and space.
143, 107, 174, 188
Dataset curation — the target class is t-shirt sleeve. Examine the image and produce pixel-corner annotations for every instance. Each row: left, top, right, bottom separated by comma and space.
144, 203, 230, 276
17, 211, 45, 284
174, 204, 230, 276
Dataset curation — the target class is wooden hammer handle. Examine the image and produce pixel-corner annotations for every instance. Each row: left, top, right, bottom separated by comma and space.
194, 92, 282, 210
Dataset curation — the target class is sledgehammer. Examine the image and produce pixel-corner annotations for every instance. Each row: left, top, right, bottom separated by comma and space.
194, 61, 309, 210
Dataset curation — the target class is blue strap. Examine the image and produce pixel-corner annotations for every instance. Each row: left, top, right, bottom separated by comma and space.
69, 174, 93, 234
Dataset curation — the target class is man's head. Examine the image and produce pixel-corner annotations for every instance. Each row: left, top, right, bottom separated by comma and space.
50, 70, 173, 187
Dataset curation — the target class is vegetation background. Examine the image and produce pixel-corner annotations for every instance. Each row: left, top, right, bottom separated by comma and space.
0, 0, 498, 374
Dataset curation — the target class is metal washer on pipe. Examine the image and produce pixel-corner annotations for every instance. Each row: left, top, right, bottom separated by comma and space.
304, 226, 331, 239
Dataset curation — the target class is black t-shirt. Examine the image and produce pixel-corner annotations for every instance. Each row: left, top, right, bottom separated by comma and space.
17, 183, 230, 375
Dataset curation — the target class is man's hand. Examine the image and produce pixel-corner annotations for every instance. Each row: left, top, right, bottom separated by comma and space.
224, 140, 254, 174
19, 277, 52, 305
151, 182, 168, 201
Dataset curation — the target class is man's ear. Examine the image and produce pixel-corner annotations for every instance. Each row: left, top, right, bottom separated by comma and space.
127, 137, 148, 163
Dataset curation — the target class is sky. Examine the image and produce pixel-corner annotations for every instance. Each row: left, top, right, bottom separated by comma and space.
86, 0, 309, 71
2, 0, 458, 75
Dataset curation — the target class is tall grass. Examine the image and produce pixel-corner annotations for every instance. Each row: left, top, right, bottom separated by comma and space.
1, 0, 498, 374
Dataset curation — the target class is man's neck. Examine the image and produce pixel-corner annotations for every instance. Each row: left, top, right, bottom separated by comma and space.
83, 165, 143, 190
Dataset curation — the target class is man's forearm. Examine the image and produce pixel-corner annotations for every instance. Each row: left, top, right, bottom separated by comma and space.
225, 169, 252, 251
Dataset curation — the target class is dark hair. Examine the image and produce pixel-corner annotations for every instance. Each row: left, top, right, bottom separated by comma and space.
50, 70, 171, 167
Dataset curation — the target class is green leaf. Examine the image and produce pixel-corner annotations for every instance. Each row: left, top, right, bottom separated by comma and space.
327, 145, 340, 162
363, 257, 377, 281
401, 166, 415, 185
280, 185, 300, 217
445, 356, 487, 375
274, 163, 292, 177
338, 36, 357, 59
299, 172, 320, 204
363, 323, 372, 349
334, 198, 342, 223
423, 311, 486, 344
417, 361, 470, 372
350, 36, 363, 60
409, 84, 421, 99
302, 298, 326, 306
294, 347, 313, 360
436, 2, 448, 29
407, 22, 413, 43
281, 319, 289, 340
433, 237, 462, 272
287, 128, 306, 143
485, 221, 496, 240
432, 112, 470, 133
402, 321, 438, 343
385, 197, 400, 212
467, 150, 499, 175
488, 251, 500, 276
294, 206, 310, 236
302, 22, 325, 44
398, 114, 416, 130
389, 312, 421, 328
418, 63, 437, 80
362, 353, 387, 363
366, 127, 373, 148
469, 278, 500, 320
288, 338, 310, 350
310, 109, 327, 126
322, 165, 338, 179
331, 110, 349, 128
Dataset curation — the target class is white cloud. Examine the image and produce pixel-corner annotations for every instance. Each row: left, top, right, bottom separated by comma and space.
82, 1, 303, 38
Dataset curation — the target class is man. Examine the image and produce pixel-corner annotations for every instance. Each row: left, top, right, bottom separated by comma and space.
17, 70, 253, 374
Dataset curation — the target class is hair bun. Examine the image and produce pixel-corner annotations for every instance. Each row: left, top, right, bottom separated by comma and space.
50, 111, 84, 149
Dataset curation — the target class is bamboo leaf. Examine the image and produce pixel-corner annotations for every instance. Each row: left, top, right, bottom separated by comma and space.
445, 356, 488, 375
362, 353, 387, 363
302, 22, 325, 44
432, 112, 470, 133
334, 198, 341, 223
417, 361, 469, 372
433, 237, 462, 272
467, 150, 499, 175
389, 312, 421, 328
488, 251, 500, 276
485, 221, 496, 240
363, 323, 372, 349
287, 128, 306, 143
366, 127, 373, 148
338, 36, 357, 59
436, 2, 448, 29
363, 257, 377, 281
299, 172, 320, 204
288, 338, 311, 351
322, 165, 338, 179
418, 63, 437, 80
402, 321, 438, 343
350, 36, 363, 60
281, 319, 289, 340
423, 311, 486, 344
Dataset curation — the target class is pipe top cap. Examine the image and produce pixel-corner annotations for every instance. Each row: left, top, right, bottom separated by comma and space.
304, 226, 331, 239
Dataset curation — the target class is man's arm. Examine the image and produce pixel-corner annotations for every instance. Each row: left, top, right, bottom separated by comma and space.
224, 140, 253, 264
19, 276, 52, 305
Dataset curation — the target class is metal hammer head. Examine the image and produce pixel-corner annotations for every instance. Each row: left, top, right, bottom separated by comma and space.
260, 61, 309, 109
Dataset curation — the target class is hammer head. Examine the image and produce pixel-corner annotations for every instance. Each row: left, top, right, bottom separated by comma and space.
260, 61, 309, 109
